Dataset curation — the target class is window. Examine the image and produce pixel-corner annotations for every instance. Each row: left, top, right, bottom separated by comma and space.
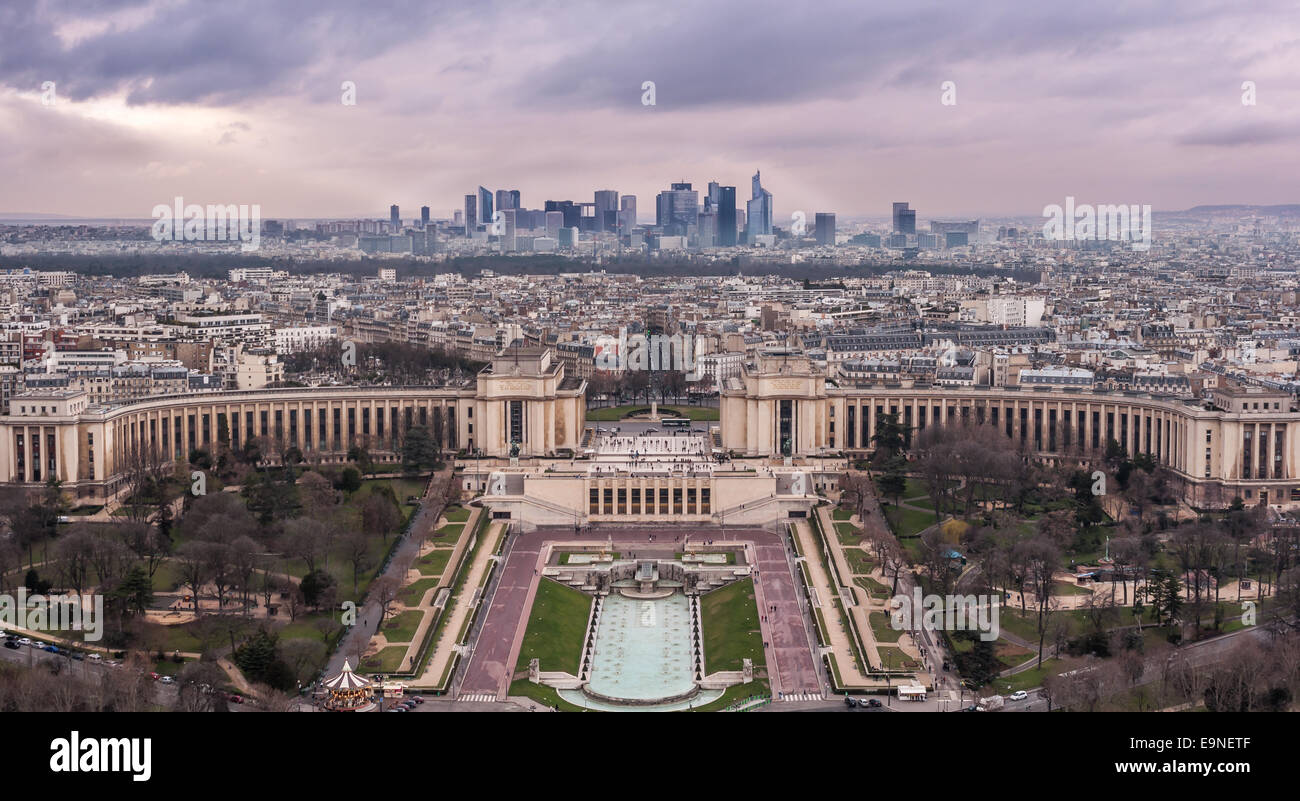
509, 401, 524, 446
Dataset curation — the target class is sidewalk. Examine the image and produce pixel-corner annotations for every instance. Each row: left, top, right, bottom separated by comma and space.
814, 505, 888, 668
414, 520, 504, 688
377, 506, 479, 674
791, 518, 879, 688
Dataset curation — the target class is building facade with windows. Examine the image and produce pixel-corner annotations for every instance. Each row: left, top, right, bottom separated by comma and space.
0, 347, 586, 502
720, 349, 1300, 508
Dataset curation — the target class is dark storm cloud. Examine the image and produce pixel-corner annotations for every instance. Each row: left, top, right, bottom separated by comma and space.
0, 0, 460, 105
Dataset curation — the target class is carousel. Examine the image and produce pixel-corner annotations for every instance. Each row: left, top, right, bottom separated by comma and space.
321, 659, 374, 711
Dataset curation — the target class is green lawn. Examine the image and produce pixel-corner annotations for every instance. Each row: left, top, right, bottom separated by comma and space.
139, 620, 204, 654
277, 615, 342, 646
515, 579, 592, 675
360, 645, 409, 674
417, 548, 453, 577
358, 477, 428, 503
507, 677, 588, 711
845, 550, 877, 576
586, 405, 719, 422
876, 646, 919, 671
400, 577, 440, 607
381, 610, 424, 643
688, 679, 770, 712
832, 508, 854, 521
833, 521, 864, 546
701, 579, 765, 672
1051, 580, 1091, 596
884, 505, 936, 538
854, 575, 894, 600
898, 536, 926, 564
433, 523, 464, 540
442, 505, 471, 523
869, 612, 903, 643
987, 658, 1063, 694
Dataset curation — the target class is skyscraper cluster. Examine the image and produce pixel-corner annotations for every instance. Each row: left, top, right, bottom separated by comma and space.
380, 168, 910, 253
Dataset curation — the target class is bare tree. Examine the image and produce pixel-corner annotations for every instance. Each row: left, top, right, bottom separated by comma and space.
1018, 536, 1062, 667
281, 517, 335, 575
341, 530, 375, 593
53, 525, 96, 595
372, 575, 401, 624
175, 541, 211, 616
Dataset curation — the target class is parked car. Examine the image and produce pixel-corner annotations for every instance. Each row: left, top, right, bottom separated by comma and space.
43, 645, 60, 654
227, 694, 244, 704
87, 654, 103, 662
865, 698, 883, 708
3, 640, 19, 650
411, 696, 425, 705
843, 696, 858, 708
69, 652, 85, 661
1008, 690, 1028, 701
17, 638, 31, 647
159, 675, 175, 685
148, 672, 161, 681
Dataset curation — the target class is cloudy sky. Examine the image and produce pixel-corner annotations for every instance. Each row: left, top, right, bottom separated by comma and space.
2, 0, 1298, 220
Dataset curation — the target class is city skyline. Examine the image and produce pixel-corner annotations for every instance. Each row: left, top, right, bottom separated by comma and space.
2, 1, 1299, 219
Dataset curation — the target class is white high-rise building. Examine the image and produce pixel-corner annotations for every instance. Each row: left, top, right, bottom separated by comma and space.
545, 211, 563, 239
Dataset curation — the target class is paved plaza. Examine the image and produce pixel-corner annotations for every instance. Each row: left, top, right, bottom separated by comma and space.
458, 526, 823, 702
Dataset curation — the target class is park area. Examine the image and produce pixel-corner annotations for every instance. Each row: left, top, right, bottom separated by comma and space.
0, 462, 450, 696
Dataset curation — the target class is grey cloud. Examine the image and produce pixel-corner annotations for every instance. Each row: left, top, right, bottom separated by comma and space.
0, 0, 466, 105
514, 0, 1267, 110
1178, 120, 1299, 147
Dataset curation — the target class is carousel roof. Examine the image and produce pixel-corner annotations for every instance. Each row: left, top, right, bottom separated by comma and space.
324, 659, 372, 691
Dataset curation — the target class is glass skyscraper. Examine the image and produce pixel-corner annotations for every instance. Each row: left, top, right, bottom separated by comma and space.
655, 182, 698, 236
463, 194, 477, 236
718, 186, 737, 246
746, 171, 772, 237
478, 187, 494, 230
893, 202, 916, 234
815, 213, 836, 246
594, 190, 619, 232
